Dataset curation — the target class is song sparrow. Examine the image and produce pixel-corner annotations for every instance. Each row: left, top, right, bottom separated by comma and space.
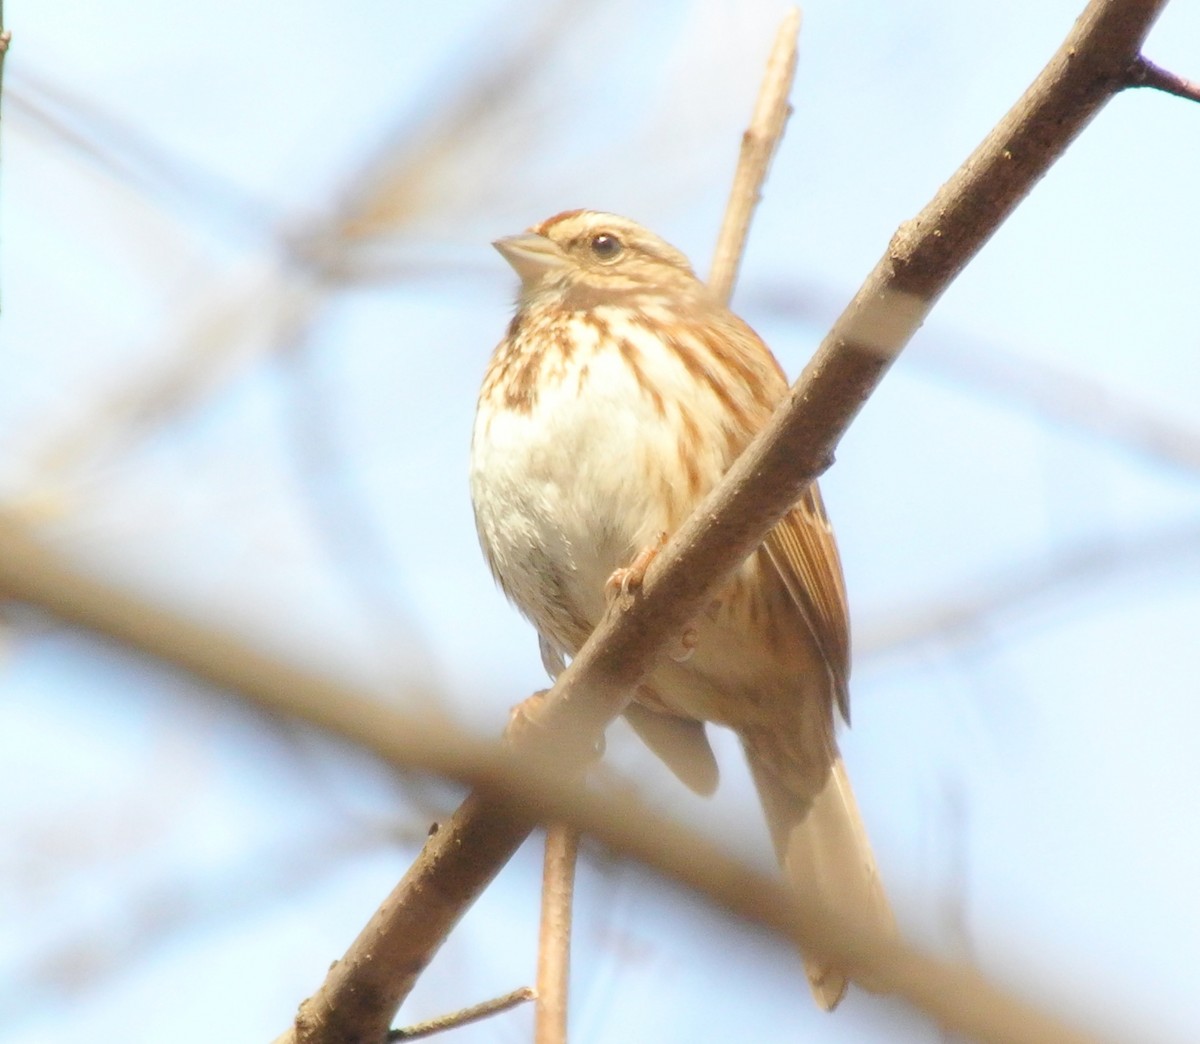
470, 209, 892, 1009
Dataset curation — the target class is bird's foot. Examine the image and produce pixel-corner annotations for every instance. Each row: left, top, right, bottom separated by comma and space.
504, 688, 607, 762
604, 535, 699, 662
604, 533, 668, 605
504, 689, 550, 743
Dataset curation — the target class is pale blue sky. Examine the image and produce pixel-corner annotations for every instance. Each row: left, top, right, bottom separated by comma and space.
3, 2, 1199, 1041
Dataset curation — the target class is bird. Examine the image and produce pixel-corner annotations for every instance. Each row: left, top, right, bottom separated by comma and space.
469, 208, 893, 1009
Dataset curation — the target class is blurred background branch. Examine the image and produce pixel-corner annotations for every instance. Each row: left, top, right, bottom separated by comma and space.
3, 2, 1199, 1042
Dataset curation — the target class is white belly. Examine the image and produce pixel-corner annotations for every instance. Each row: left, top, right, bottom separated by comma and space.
469, 315, 729, 651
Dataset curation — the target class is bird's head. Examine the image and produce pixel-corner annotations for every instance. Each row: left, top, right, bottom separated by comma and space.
494, 210, 705, 309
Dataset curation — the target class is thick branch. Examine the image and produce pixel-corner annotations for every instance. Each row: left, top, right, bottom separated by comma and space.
321, 0, 1175, 1034
520, 0, 1175, 749
208, 1, 1184, 1039
753, 278, 1200, 476
0, 514, 469, 776
0, 518, 1100, 1044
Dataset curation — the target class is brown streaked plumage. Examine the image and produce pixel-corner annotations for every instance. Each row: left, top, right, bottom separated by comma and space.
469, 210, 893, 1009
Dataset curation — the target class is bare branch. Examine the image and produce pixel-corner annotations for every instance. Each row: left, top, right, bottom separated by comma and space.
0, 1, 1189, 1041
386, 987, 535, 1042
0, 515, 1103, 1044
708, 7, 800, 304
0, 514, 466, 775
535, 825, 579, 1044
1126, 54, 1200, 102
305, 1, 1181, 1034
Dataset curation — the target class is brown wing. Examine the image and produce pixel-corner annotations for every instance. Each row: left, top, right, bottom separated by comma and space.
762, 483, 851, 721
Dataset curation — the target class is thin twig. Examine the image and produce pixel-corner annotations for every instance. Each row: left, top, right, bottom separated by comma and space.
388, 987, 535, 1041
708, 7, 800, 304
535, 825, 580, 1044
528, 15, 803, 1034
1126, 54, 1200, 102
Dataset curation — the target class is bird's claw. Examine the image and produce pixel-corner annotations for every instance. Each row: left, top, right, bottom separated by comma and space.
605, 535, 699, 661
605, 534, 668, 605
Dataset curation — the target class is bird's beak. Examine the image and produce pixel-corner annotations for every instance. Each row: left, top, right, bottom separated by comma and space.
493, 232, 568, 286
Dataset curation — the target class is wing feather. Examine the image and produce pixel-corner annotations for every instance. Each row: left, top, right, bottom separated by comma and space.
762, 484, 851, 721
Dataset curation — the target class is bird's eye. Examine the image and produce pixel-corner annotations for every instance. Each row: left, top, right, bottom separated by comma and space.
589, 233, 623, 262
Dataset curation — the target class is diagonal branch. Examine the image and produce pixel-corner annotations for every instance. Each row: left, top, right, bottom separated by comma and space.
0, 1, 1191, 1042
275, 2, 1185, 1040
0, 516, 1103, 1044
753, 280, 1200, 476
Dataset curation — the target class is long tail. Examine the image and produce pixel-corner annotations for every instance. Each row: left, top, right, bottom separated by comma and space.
747, 752, 894, 1010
